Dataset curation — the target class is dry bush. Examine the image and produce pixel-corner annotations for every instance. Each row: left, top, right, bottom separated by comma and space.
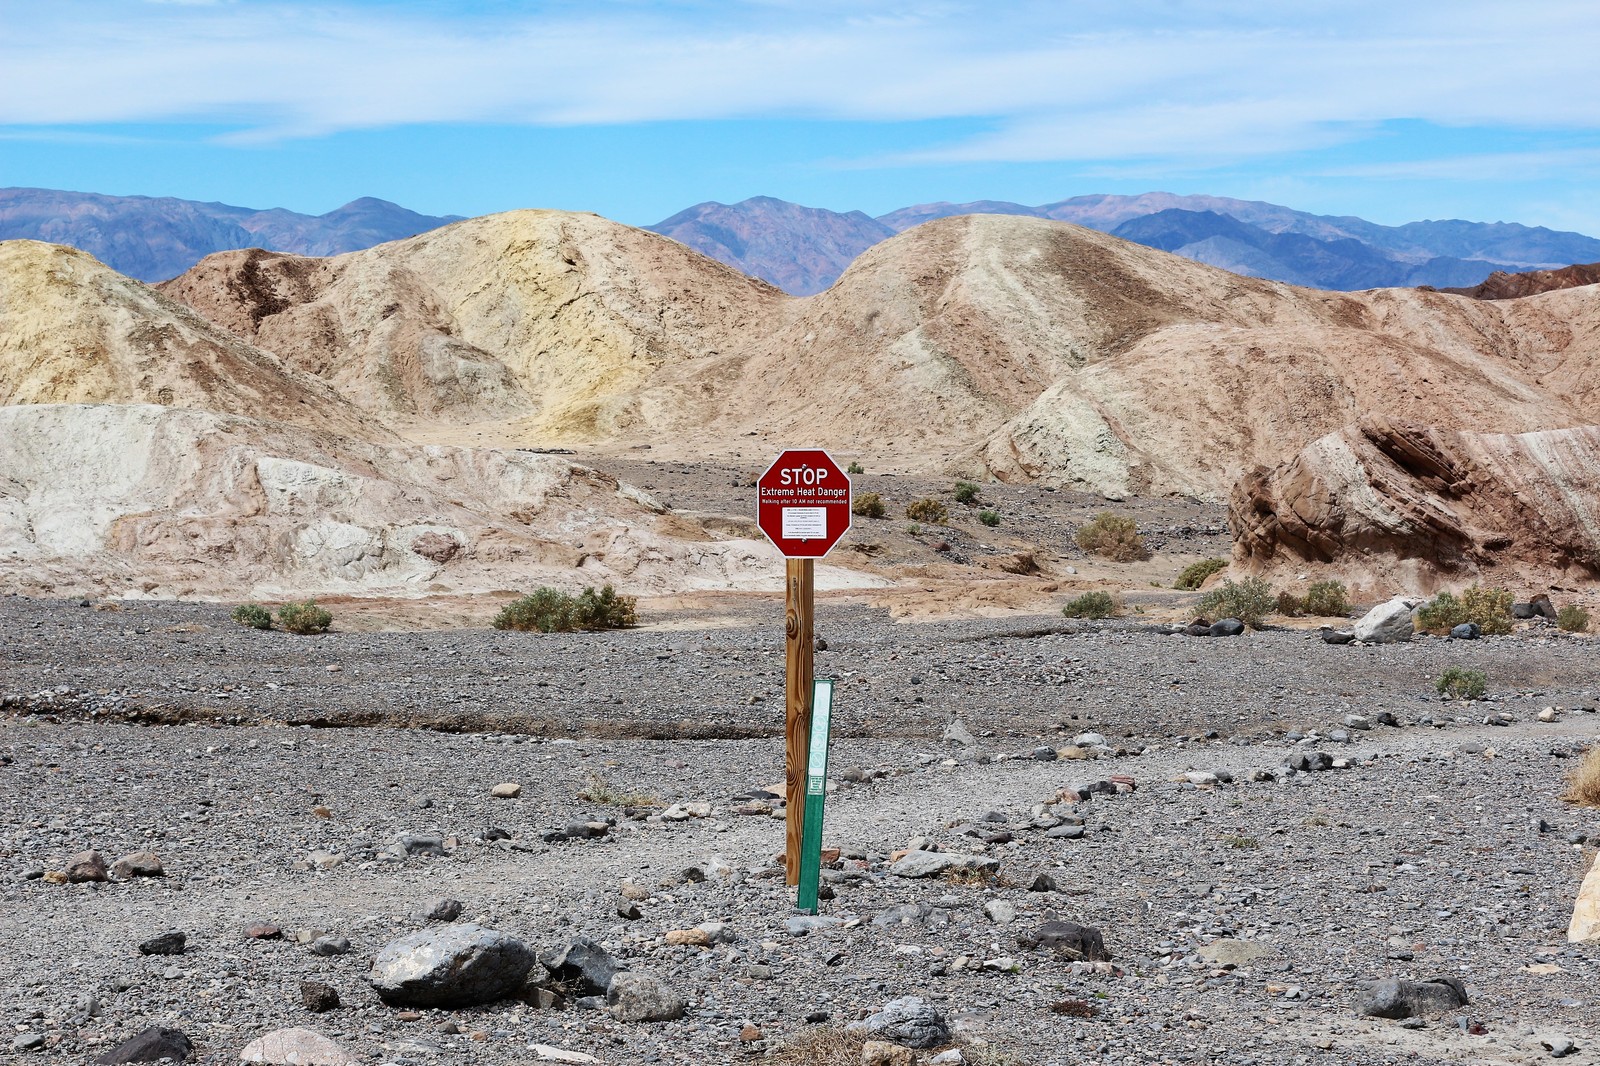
852, 492, 886, 518
1303, 580, 1351, 617
1565, 748, 1600, 807
1276, 591, 1304, 617
768, 1027, 868, 1066
276, 601, 332, 634
906, 498, 948, 524
1075, 512, 1146, 561
1175, 557, 1226, 589
1063, 591, 1116, 619
1559, 605, 1591, 633
1196, 577, 1275, 628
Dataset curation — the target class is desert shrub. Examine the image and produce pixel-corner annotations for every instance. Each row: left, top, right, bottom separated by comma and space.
846, 461, 864, 475
953, 481, 981, 506
1063, 591, 1116, 619
978, 509, 1000, 527
1302, 580, 1351, 617
1417, 586, 1512, 635
276, 601, 332, 634
1564, 747, 1600, 807
1075, 512, 1146, 561
1175, 557, 1227, 590
852, 492, 886, 519
231, 603, 273, 630
1196, 577, 1275, 628
906, 498, 948, 524
1435, 667, 1487, 700
1276, 591, 1304, 617
578, 772, 657, 807
573, 584, 637, 630
769, 1026, 867, 1066
494, 585, 636, 633
1558, 605, 1591, 633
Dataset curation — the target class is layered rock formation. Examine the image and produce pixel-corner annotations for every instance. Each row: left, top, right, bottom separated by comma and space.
0, 404, 883, 600
1229, 418, 1600, 588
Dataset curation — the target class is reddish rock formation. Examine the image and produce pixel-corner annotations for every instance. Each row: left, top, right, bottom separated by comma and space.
1229, 418, 1600, 588
1443, 262, 1600, 300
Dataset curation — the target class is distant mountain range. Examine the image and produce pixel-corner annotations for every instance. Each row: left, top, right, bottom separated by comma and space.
0, 188, 460, 281
6, 186, 1600, 295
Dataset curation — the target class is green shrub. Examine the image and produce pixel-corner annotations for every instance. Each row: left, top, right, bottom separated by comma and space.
1196, 577, 1275, 628
906, 498, 948, 524
1302, 580, 1351, 617
1063, 591, 1116, 619
276, 601, 332, 634
1174, 558, 1226, 590
978, 509, 1000, 527
1559, 605, 1591, 633
1436, 667, 1487, 700
846, 461, 864, 475
494, 585, 637, 633
231, 603, 273, 630
1075, 512, 1146, 561
1276, 591, 1304, 617
953, 481, 981, 506
852, 492, 886, 519
1416, 586, 1513, 635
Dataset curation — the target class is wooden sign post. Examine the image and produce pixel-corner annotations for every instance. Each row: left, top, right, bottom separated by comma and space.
756, 449, 850, 887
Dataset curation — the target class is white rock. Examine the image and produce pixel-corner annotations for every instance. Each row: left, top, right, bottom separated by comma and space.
1568, 852, 1600, 942
530, 1045, 599, 1064
239, 1028, 360, 1065
1352, 597, 1422, 643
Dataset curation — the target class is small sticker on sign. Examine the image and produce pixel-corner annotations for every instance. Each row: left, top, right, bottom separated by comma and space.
782, 507, 827, 539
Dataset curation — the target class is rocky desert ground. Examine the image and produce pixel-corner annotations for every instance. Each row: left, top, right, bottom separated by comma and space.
5, 457, 1600, 1066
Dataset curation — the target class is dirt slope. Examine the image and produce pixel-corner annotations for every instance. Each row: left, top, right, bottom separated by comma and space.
0, 240, 389, 441
1229, 417, 1600, 590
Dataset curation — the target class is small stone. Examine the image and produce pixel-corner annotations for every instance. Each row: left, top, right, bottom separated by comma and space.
983, 900, 1017, 925
1356, 977, 1468, 1019
1028, 873, 1060, 892
1543, 1035, 1577, 1058
309, 935, 351, 956
370, 924, 537, 1007
943, 720, 976, 747
419, 897, 464, 922
111, 851, 165, 879
1017, 920, 1111, 961
1197, 938, 1268, 967
300, 981, 340, 1013
139, 931, 186, 956
606, 971, 685, 1022
848, 996, 951, 1049
12, 1033, 45, 1052
616, 899, 642, 921
531, 1046, 600, 1064
540, 936, 621, 995
1342, 715, 1372, 730
1540, 708, 1560, 723
1450, 622, 1481, 640
243, 922, 283, 940
66, 850, 109, 883
664, 928, 711, 948
862, 1041, 914, 1066
1209, 618, 1245, 637
491, 782, 522, 799
93, 1025, 192, 1063
239, 1027, 361, 1065
390, 832, 447, 857
739, 1024, 763, 1042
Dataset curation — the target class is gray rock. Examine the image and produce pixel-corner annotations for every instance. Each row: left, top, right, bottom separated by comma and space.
1450, 622, 1481, 640
12, 1033, 45, 1052
1512, 602, 1537, 619
1531, 593, 1559, 621
1319, 626, 1356, 644
942, 719, 976, 747
390, 832, 448, 857
1197, 938, 1268, 967
1209, 618, 1245, 637
539, 936, 621, 996
785, 915, 847, 936
94, 1025, 192, 1063
1543, 1035, 1577, 1058
873, 903, 932, 928
1343, 714, 1372, 730
1356, 976, 1468, 1019
1030, 745, 1058, 761
239, 1027, 360, 1065
889, 851, 999, 879
1353, 597, 1422, 643
138, 931, 186, 956
1016, 920, 1110, 961
369, 923, 536, 1007
606, 972, 686, 1022
1072, 732, 1106, 747
1028, 873, 1061, 892
309, 935, 350, 956
418, 897, 464, 922
848, 996, 951, 1049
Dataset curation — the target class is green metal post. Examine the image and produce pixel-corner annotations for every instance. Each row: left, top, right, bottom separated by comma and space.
796, 678, 834, 913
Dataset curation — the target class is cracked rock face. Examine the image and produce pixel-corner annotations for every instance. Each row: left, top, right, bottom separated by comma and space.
1230, 418, 1600, 588
368, 924, 536, 1008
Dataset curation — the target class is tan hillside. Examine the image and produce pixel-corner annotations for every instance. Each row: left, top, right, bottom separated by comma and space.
0, 403, 883, 601
0, 240, 390, 441
156, 210, 785, 441
1230, 418, 1600, 590
155, 213, 1600, 497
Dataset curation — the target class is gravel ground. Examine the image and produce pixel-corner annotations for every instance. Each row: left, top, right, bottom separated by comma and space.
4, 595, 1600, 1066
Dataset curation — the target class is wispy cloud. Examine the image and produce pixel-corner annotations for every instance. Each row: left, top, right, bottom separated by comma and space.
2, 0, 1598, 171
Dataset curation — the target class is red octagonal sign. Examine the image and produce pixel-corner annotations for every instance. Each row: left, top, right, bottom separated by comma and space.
757, 449, 852, 558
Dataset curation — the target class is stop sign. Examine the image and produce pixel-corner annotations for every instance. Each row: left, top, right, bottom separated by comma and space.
756, 449, 852, 558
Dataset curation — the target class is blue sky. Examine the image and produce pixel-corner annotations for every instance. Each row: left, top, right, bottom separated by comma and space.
4, 0, 1600, 233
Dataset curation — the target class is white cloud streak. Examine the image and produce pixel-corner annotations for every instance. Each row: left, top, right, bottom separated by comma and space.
1, 0, 1597, 168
